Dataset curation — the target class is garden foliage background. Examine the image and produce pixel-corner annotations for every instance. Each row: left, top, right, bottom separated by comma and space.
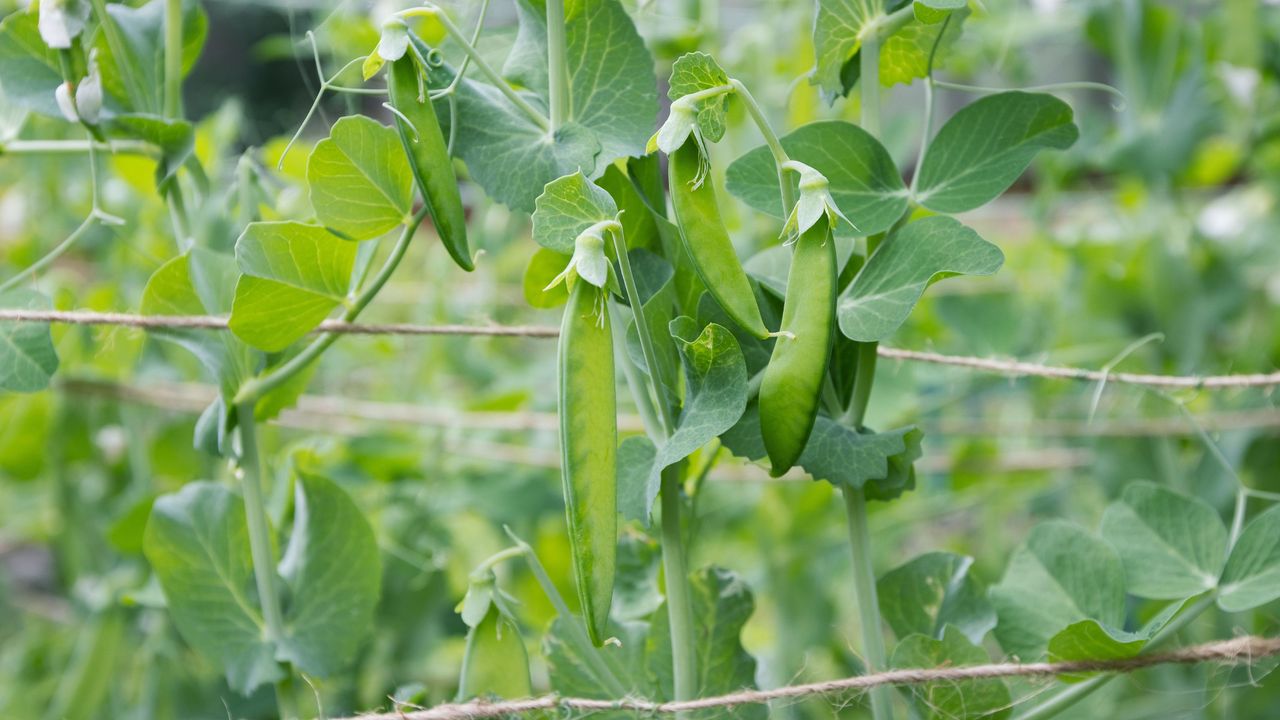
2, 0, 1280, 718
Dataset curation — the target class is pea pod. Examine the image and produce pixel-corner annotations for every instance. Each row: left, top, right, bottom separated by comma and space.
669, 140, 770, 339
387, 54, 473, 271
558, 280, 616, 645
759, 216, 836, 476
457, 602, 532, 700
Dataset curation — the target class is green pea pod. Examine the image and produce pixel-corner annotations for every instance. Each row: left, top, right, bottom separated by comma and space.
457, 603, 532, 700
558, 280, 616, 645
669, 140, 770, 340
759, 216, 836, 476
387, 55, 473, 271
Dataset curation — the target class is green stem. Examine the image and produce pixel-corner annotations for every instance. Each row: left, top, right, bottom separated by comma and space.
844, 342, 878, 426
165, 184, 193, 251
729, 78, 796, 216
0, 139, 156, 156
608, 227, 677, 434
843, 487, 894, 720
546, 0, 570, 131
89, 0, 147, 109
1014, 591, 1219, 720
610, 304, 664, 440
502, 528, 629, 697
468, 546, 527, 581
163, 0, 183, 118
234, 209, 428, 404
860, 34, 881, 137
660, 466, 697, 712
933, 79, 1126, 104
0, 215, 99, 293
234, 401, 295, 720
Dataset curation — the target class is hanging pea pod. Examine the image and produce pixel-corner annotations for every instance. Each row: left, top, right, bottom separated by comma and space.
759, 216, 836, 476
387, 53, 473, 271
558, 279, 617, 645
457, 589, 533, 700
669, 140, 771, 340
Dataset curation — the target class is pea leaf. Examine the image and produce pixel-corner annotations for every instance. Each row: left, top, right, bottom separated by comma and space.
457, 602, 532, 700
648, 567, 765, 720
811, 0, 885, 98
0, 11, 62, 117
990, 521, 1125, 660
431, 0, 656, 212
643, 319, 748, 520
275, 465, 382, 677
307, 115, 414, 240
618, 435, 658, 523
837, 216, 1003, 342
545, 618, 654, 710
532, 171, 619, 255
1100, 481, 1227, 600
891, 627, 1012, 720
523, 247, 572, 308
1046, 621, 1147, 683
144, 481, 283, 695
0, 289, 59, 392
229, 222, 357, 352
1219, 505, 1280, 612
879, 10, 967, 85
624, 250, 680, 413
914, 92, 1078, 213
107, 114, 194, 185
725, 121, 908, 237
94, 0, 207, 114
669, 51, 731, 142
878, 552, 996, 645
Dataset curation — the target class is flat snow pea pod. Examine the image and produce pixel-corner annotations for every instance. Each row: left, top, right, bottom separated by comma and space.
759, 216, 836, 476
387, 55, 473, 271
558, 280, 616, 645
669, 140, 771, 340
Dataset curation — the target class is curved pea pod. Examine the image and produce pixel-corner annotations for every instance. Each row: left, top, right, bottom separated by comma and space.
759, 216, 836, 476
669, 140, 770, 340
457, 602, 533, 700
558, 280, 616, 645
387, 55, 473, 271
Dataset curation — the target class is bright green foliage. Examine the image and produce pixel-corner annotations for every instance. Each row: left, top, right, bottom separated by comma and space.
457, 602, 533, 700
1046, 620, 1149, 683
532, 171, 619, 255
617, 435, 659, 523
1219, 506, 1280, 612
891, 626, 1012, 720
0, 289, 58, 392
879, 10, 967, 85
838, 216, 1003, 342
811, 0, 885, 98
0, 12, 59, 115
93, 0, 207, 113
107, 114, 194, 184
229, 222, 357, 352
726, 121, 908, 237
668, 52, 731, 142
878, 551, 996, 644
914, 92, 1078, 212
545, 618, 653, 708
523, 247, 572, 308
307, 115, 414, 240
990, 521, 1126, 660
623, 250, 680, 407
1100, 481, 1227, 599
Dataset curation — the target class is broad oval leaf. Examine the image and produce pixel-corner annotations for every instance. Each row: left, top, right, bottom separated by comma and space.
1100, 481, 1227, 600
1046, 620, 1147, 683
532, 171, 619, 255
914, 92, 1078, 213
725, 121, 908, 237
0, 11, 62, 116
668, 51, 731, 142
229, 222, 357, 352
837, 216, 1003, 342
891, 627, 1012, 720
307, 115, 413, 240
878, 551, 996, 645
0, 289, 58, 392
990, 521, 1125, 660
1219, 505, 1280, 612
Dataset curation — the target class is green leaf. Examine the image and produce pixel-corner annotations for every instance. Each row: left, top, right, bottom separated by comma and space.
914, 0, 967, 23
144, 481, 282, 695
624, 249, 680, 412
275, 464, 382, 677
0, 11, 62, 117
990, 521, 1125, 660
0, 289, 59, 392
523, 247, 572, 308
743, 235, 859, 300
106, 114, 194, 185
307, 115, 413, 240
1046, 620, 1148, 683
614, 532, 663, 621
94, 0, 207, 114
669, 51, 731, 142
837, 216, 1003, 342
726, 121, 908, 237
811, 0, 886, 98
432, 0, 656, 212
891, 627, 1012, 720
229, 222, 357, 352
878, 552, 996, 644
914, 92, 1078, 213
532, 171, 619, 255
1100, 481, 1227, 600
618, 435, 658, 524
643, 319, 748, 519
545, 617, 654, 709
457, 602, 532, 700
1219, 505, 1280, 612
648, 567, 765, 720
879, 10, 967, 85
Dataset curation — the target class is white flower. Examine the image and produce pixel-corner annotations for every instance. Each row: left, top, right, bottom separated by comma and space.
545, 220, 616, 291
648, 96, 699, 156
782, 161, 853, 240
38, 0, 89, 49
377, 18, 411, 62
55, 82, 78, 122
75, 49, 102, 124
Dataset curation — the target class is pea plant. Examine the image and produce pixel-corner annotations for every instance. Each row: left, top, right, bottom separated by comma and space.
2, 0, 1280, 719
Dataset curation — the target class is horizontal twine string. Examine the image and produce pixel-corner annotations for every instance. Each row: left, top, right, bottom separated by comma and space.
336, 635, 1280, 719
5, 309, 1280, 389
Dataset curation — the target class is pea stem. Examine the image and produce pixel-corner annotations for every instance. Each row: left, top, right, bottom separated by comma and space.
608, 227, 678, 435
0, 215, 99, 293
163, 0, 183, 118
546, 0, 571, 132
843, 487, 894, 720
0, 139, 156, 156
661, 465, 697, 714
729, 78, 796, 217
89, 0, 147, 108
234, 209, 428, 405
844, 341, 878, 427
234, 401, 296, 720
860, 34, 880, 137
610, 304, 665, 440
